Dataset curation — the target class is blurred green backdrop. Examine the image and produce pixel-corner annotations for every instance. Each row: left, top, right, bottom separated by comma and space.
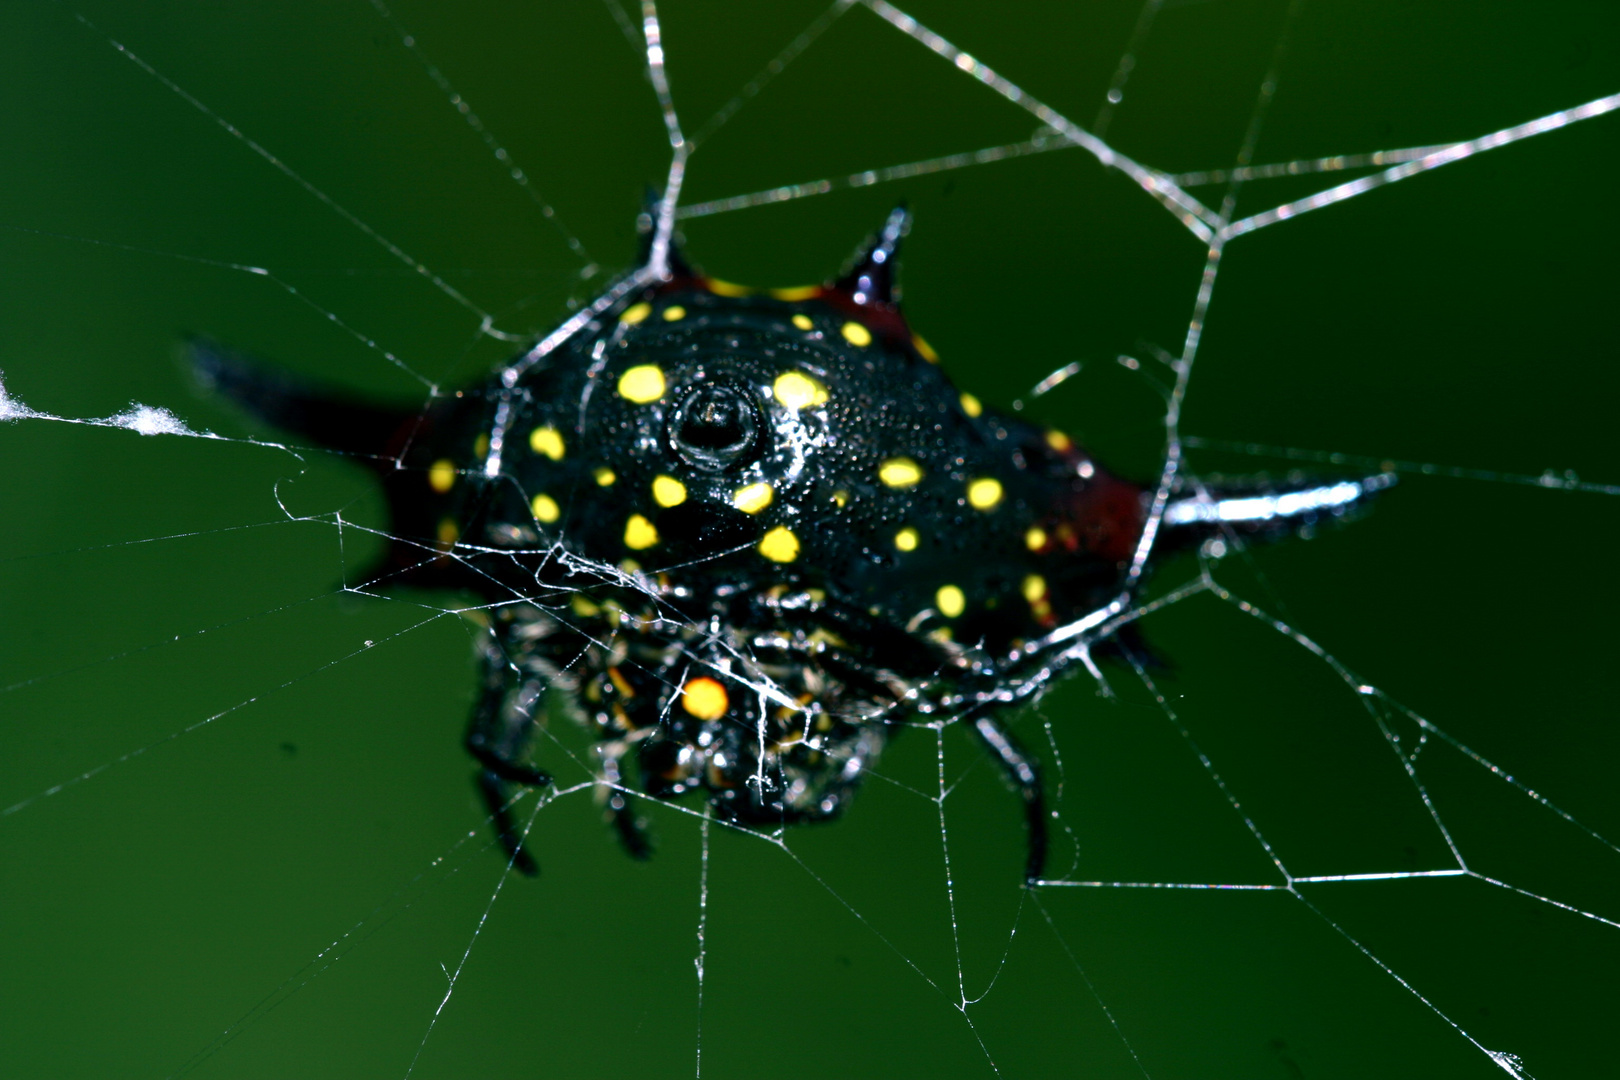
2, 1, 1618, 1077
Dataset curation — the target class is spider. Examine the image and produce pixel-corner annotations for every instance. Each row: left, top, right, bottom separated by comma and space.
195, 203, 1390, 883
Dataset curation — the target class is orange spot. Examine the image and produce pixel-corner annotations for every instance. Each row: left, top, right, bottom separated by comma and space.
682, 677, 729, 720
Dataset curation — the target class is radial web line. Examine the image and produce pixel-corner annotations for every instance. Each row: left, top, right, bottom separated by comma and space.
1393, 700, 1620, 855
162, 787, 589, 1079
1092, 0, 1164, 137
1291, 891, 1530, 1076
365, 0, 599, 282
932, 725, 976, 1014
1298, 870, 1468, 884
1122, 238, 1221, 592
1183, 435, 1620, 496
694, 814, 711, 1079
0, 221, 435, 388
860, 0, 1222, 241
1222, 0, 1306, 202
1125, 653, 1293, 881
403, 793, 551, 1079
1173, 143, 1452, 186
1041, 880, 1286, 891
599, 0, 644, 53
677, 132, 1080, 219
1029, 895, 1153, 1077
1469, 873, 1620, 932
777, 846, 950, 997
68, 12, 522, 344
0, 515, 303, 571
1133, 0, 1303, 593
1205, 581, 1471, 871
2, 585, 334, 697
1214, 578, 1620, 855
1, 611, 452, 820
640, 0, 689, 281
1224, 90, 1620, 238
687, 0, 858, 151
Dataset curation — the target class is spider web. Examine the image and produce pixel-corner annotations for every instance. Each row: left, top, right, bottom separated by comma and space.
2, 0, 1617, 1076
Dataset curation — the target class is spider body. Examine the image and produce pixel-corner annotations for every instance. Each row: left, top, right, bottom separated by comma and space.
197, 206, 1389, 881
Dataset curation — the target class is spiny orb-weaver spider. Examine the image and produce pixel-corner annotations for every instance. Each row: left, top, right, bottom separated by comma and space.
196, 204, 1389, 883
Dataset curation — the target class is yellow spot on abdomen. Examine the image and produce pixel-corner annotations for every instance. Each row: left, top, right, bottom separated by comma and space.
652, 474, 687, 508
594, 466, 617, 487
959, 393, 982, 418
935, 584, 966, 618
894, 527, 919, 552
758, 525, 800, 563
620, 302, 652, 325
840, 321, 872, 347
791, 313, 814, 331
732, 482, 774, 514
1046, 430, 1073, 453
624, 514, 659, 550
428, 459, 456, 493
967, 477, 1004, 510
772, 370, 828, 410
617, 364, 666, 404
879, 458, 923, 488
473, 434, 490, 457
912, 335, 939, 363
1025, 525, 1047, 551
681, 677, 730, 720
772, 285, 820, 302
1022, 574, 1047, 603
707, 278, 751, 297
662, 304, 687, 321
530, 493, 560, 523
832, 490, 849, 509
529, 426, 565, 460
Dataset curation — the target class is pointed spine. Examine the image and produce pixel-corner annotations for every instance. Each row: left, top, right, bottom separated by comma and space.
830, 204, 910, 311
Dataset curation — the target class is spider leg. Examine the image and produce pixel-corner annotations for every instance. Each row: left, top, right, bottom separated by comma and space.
474, 769, 539, 877
464, 636, 553, 876
465, 733, 551, 787
608, 788, 653, 860
972, 713, 1047, 886
600, 747, 653, 860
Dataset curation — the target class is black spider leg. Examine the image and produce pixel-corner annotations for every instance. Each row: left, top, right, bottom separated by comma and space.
464, 635, 553, 877
969, 711, 1048, 886
599, 745, 653, 860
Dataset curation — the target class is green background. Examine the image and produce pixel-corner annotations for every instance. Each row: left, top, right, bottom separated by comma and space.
2, 1, 1618, 1077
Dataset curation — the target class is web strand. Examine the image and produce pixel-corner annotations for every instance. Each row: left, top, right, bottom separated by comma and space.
70, 12, 519, 345
364, 0, 599, 284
